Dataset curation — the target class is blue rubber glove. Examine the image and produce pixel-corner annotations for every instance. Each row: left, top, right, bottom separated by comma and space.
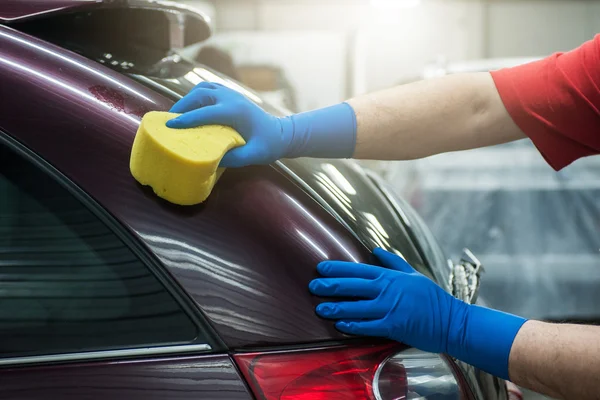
166, 82, 357, 168
309, 248, 527, 381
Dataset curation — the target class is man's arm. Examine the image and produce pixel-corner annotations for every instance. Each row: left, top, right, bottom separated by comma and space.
349, 33, 600, 165
165, 72, 525, 167
348, 72, 525, 160
167, 36, 598, 169
509, 321, 600, 399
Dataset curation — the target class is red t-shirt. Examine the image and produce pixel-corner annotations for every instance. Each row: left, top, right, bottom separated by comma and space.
490, 35, 600, 170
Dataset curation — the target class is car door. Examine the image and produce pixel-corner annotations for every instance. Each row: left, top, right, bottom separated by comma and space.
0, 136, 252, 400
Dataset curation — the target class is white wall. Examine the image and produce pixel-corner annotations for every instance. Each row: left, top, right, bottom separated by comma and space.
209, 31, 348, 111
197, 0, 486, 106
182, 0, 599, 108
487, 1, 600, 58
210, 0, 257, 31
356, 2, 484, 92
212, 1, 368, 32
183, 1, 216, 23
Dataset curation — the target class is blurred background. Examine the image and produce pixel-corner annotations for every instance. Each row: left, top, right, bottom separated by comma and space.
176, 2, 600, 397
179, 0, 599, 111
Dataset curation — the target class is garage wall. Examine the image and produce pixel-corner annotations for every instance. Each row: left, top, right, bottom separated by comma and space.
487, 1, 600, 57
204, 0, 485, 86
356, 2, 484, 92
209, 31, 349, 111
184, 1, 216, 23
185, 0, 485, 108
208, 1, 367, 32
183, 0, 599, 108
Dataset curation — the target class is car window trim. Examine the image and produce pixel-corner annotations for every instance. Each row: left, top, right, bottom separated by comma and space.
0, 344, 212, 367
0, 129, 227, 353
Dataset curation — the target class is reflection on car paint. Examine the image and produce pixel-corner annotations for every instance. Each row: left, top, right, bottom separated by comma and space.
282, 158, 431, 278
0, 355, 252, 399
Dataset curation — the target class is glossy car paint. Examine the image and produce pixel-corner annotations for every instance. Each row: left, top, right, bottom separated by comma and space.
0, 355, 252, 399
0, 15, 507, 400
280, 158, 444, 283
133, 69, 443, 283
0, 25, 365, 347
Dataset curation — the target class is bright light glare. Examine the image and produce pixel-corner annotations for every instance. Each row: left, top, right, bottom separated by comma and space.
370, 0, 421, 9
322, 164, 357, 195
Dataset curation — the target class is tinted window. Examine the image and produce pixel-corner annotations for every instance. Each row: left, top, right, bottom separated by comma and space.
0, 143, 198, 358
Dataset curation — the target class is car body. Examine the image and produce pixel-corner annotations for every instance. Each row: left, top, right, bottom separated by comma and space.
0, 2, 517, 399
390, 58, 600, 322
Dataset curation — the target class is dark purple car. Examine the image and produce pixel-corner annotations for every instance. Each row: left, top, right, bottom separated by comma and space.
0, 1, 518, 399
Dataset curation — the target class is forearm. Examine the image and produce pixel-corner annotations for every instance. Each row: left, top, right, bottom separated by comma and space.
509, 321, 600, 399
347, 72, 525, 160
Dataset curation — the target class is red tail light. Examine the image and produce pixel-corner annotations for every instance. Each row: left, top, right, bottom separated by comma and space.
234, 343, 407, 400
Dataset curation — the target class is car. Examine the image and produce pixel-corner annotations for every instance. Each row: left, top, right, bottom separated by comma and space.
388, 58, 600, 322
0, 1, 518, 399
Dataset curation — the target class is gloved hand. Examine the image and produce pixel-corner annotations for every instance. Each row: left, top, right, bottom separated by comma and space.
309, 248, 527, 381
167, 82, 357, 168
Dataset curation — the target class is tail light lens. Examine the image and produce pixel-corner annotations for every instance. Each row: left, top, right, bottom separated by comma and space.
234, 343, 467, 400
376, 349, 464, 399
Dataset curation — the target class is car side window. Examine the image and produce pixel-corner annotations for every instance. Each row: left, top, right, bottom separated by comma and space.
0, 142, 199, 359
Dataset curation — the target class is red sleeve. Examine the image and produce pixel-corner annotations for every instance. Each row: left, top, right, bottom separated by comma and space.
490, 35, 600, 170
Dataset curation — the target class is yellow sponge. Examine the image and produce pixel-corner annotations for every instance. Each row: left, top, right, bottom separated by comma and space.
130, 111, 245, 205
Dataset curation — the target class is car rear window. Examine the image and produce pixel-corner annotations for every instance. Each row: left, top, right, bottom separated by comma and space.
0, 141, 200, 359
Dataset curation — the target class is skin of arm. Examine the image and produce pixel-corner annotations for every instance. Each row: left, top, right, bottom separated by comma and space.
347, 72, 526, 160
509, 321, 600, 399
